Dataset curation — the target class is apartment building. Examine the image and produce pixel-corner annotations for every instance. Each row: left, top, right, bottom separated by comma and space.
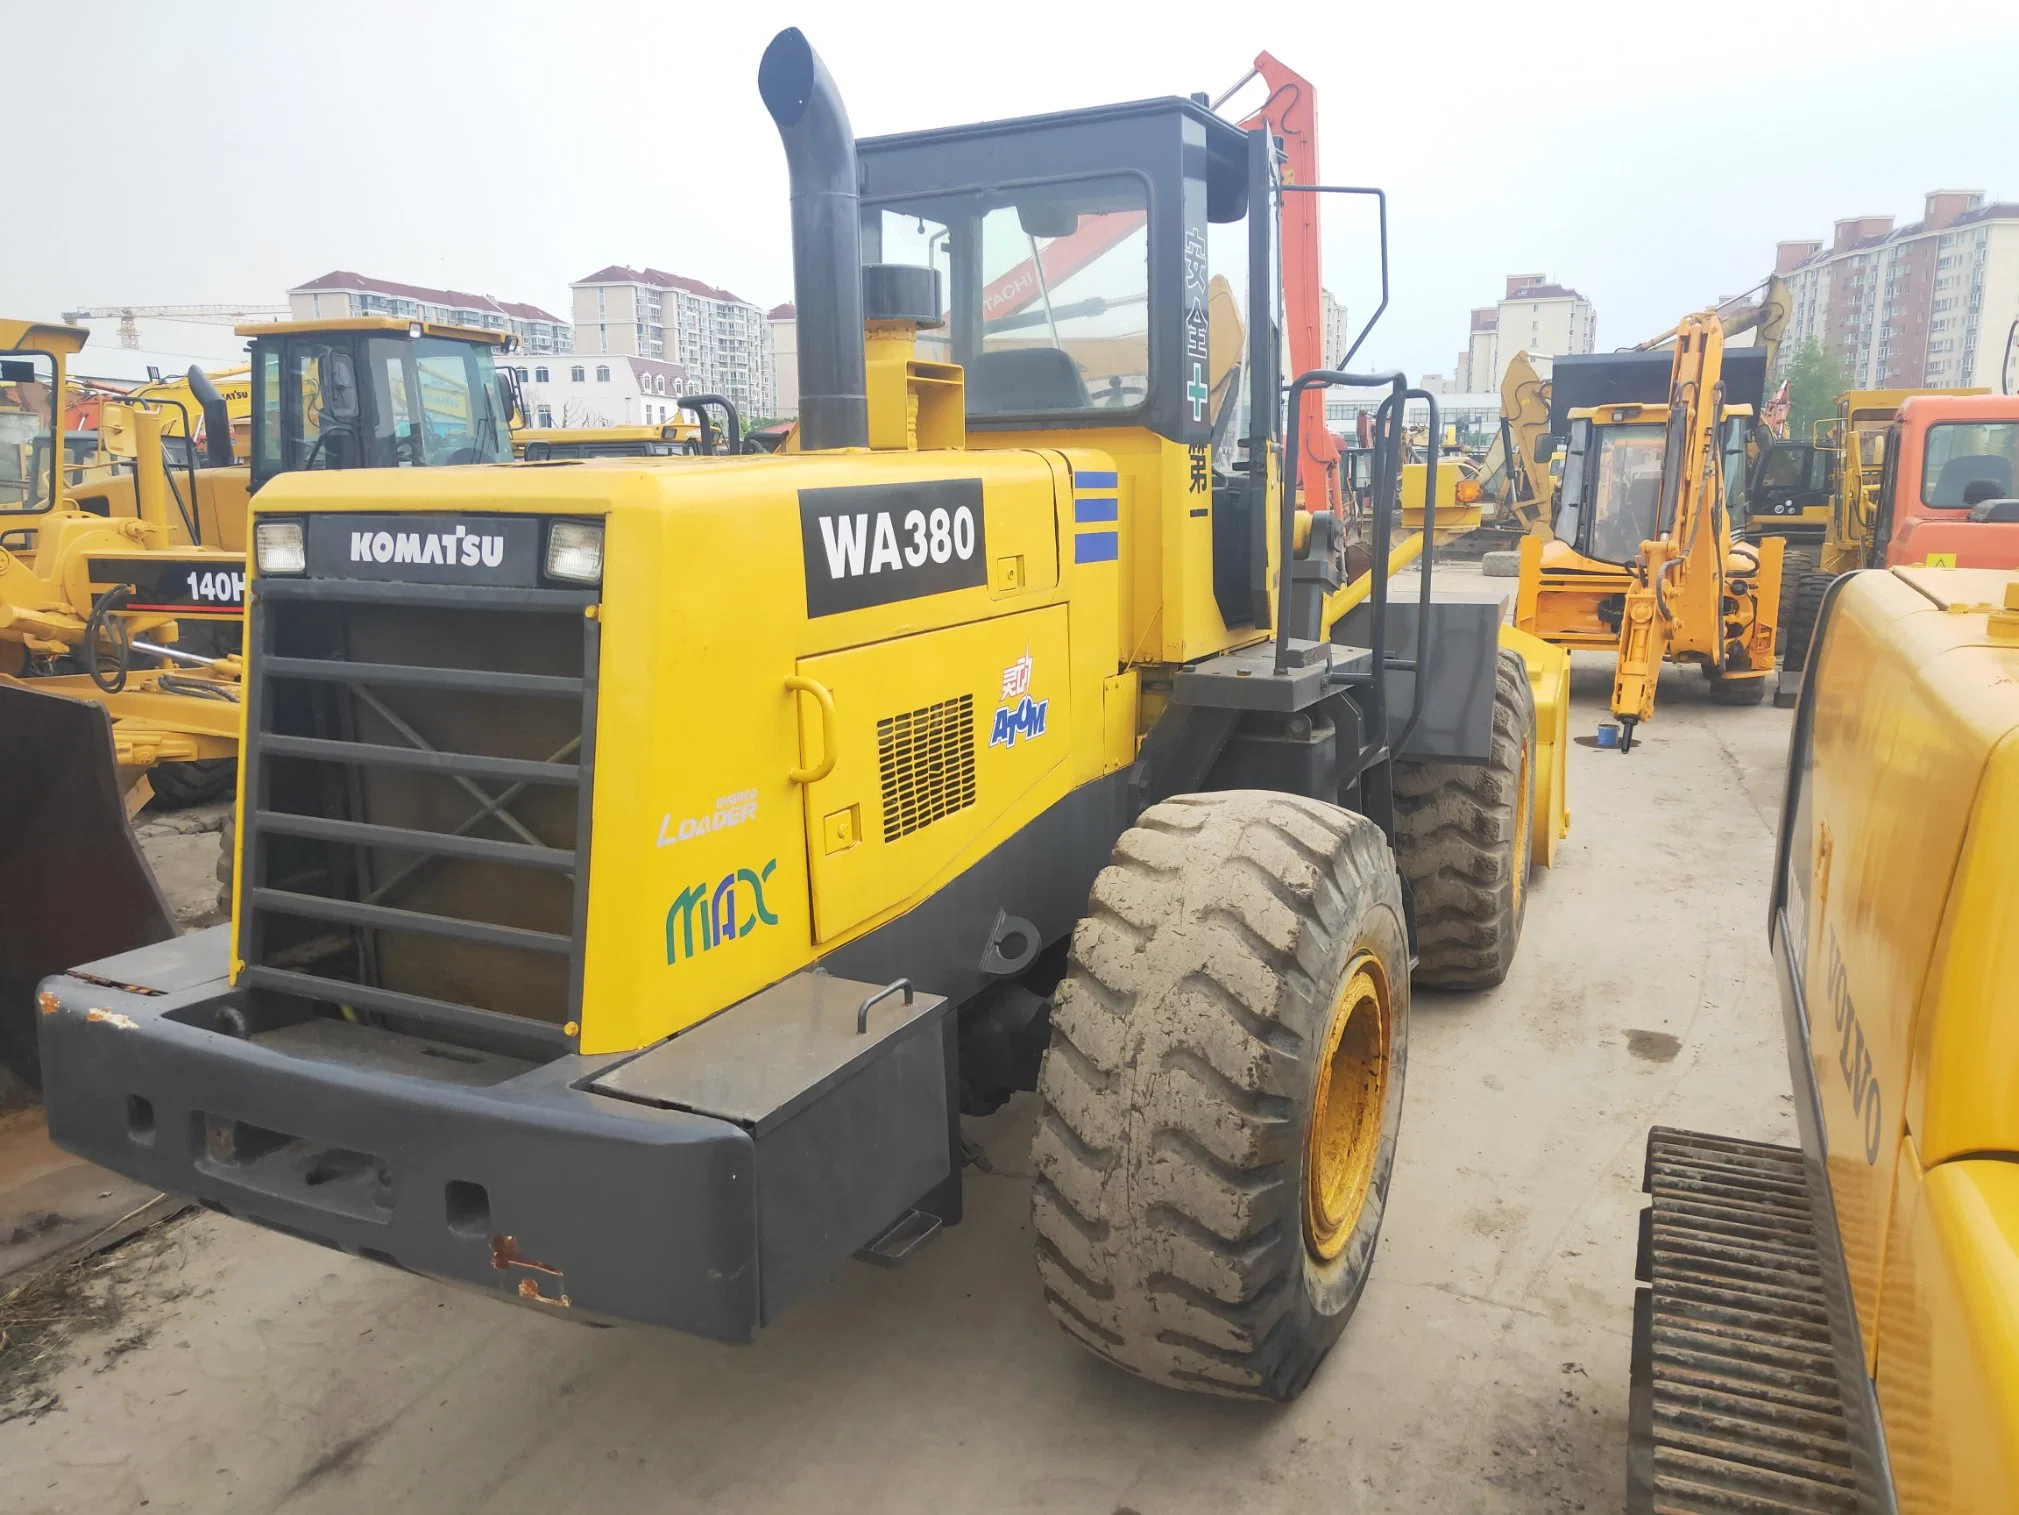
288, 272, 572, 353
1453, 274, 1596, 392
1776, 190, 2019, 390
571, 267, 776, 419
768, 303, 798, 421
1321, 288, 1349, 367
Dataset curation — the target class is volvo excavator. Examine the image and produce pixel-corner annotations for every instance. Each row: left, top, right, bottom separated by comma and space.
1513, 311, 1783, 747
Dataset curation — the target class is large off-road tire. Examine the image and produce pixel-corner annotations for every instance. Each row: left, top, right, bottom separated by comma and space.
1031, 791, 1409, 1401
149, 757, 237, 808
1392, 648, 1535, 990
1778, 570, 1835, 674
1775, 545, 1815, 626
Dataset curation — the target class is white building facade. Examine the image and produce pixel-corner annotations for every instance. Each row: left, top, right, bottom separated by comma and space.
504, 354, 691, 430
571, 267, 776, 420
1454, 274, 1595, 392
290, 272, 572, 353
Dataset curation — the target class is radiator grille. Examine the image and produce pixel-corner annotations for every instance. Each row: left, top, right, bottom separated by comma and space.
877, 694, 976, 842
235, 574, 596, 1061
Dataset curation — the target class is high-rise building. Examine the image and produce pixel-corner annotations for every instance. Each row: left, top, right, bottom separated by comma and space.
288, 272, 572, 353
1453, 275, 1595, 392
1320, 288, 1349, 367
570, 267, 776, 420
1775, 190, 2019, 390
768, 303, 798, 421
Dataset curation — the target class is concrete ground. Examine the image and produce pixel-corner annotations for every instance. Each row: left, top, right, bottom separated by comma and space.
0, 640, 1799, 1515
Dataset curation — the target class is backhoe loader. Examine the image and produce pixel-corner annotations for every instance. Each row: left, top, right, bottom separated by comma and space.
1513, 314, 1783, 747
35, 28, 1569, 1401
1628, 563, 2019, 1513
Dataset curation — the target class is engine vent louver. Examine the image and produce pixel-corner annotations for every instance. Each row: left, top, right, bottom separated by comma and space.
877, 694, 976, 842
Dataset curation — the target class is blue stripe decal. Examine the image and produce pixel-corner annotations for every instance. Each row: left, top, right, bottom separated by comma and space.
1074, 497, 1118, 523
1075, 530, 1119, 564
1075, 470, 1119, 489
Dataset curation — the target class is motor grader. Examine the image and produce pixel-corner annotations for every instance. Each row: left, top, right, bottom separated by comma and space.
1513, 315, 1783, 747
35, 28, 1568, 1402
0, 314, 521, 1086
1628, 563, 2019, 1513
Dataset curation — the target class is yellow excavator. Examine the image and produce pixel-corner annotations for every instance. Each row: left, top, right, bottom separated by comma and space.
1514, 312, 1783, 747
1630, 563, 2019, 1513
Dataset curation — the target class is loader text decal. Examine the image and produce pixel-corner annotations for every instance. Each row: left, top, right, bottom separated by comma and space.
657, 789, 758, 848
799, 478, 986, 616
666, 858, 779, 964
304, 514, 541, 586
1823, 933, 1884, 1165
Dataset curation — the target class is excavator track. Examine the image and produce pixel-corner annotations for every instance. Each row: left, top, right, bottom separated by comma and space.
1629, 1127, 1889, 1515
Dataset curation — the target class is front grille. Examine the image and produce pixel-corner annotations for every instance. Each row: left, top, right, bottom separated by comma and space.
877, 694, 976, 842
236, 576, 597, 1060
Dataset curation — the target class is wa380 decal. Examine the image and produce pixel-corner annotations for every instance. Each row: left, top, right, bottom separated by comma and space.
799, 478, 986, 616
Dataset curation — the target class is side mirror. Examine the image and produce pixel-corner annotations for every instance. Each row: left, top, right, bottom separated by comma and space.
1534, 434, 1561, 464
1017, 201, 1079, 239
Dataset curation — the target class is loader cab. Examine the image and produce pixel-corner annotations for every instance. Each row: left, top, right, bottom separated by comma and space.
245, 318, 516, 492
857, 99, 1283, 647
1748, 439, 1824, 520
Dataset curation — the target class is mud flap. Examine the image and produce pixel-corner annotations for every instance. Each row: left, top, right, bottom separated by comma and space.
0, 681, 176, 1089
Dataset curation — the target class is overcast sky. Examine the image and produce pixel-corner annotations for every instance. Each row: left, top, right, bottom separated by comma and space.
12, 0, 2019, 382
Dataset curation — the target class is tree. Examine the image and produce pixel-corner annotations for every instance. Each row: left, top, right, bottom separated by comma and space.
1782, 337, 1852, 442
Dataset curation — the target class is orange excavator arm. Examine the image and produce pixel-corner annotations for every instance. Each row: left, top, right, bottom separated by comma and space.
1235, 53, 1340, 513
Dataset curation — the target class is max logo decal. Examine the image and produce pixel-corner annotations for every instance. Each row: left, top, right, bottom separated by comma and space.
1823, 933, 1884, 1165
666, 859, 779, 964
990, 650, 1047, 748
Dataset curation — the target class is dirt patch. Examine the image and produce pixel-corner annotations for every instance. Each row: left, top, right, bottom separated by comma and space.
0, 1212, 192, 1424
1625, 1029, 1681, 1063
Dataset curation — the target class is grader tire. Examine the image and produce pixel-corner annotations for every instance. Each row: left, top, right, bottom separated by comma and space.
1776, 546, 1816, 629
1030, 791, 1409, 1401
1392, 648, 1535, 990
149, 757, 237, 809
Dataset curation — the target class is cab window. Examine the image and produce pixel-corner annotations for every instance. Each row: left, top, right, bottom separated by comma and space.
872, 174, 1150, 420
1585, 423, 1667, 564
0, 352, 58, 511
1920, 421, 2019, 507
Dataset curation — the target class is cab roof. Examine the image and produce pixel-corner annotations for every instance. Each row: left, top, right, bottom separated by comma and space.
235, 316, 513, 345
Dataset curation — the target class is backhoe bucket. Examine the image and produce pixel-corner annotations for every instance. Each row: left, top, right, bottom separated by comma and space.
0, 681, 176, 1089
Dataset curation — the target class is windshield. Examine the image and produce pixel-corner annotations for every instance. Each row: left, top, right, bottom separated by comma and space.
366, 336, 512, 467
871, 174, 1150, 419
1721, 419, 1749, 513
0, 351, 59, 512
1920, 421, 2019, 507
1585, 422, 1667, 564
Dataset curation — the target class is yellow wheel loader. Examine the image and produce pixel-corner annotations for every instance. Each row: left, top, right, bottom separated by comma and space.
1629, 565, 2019, 1513
1513, 316, 1783, 747
34, 29, 1566, 1400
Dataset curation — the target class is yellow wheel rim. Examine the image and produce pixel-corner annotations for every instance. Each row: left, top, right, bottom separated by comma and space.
1305, 953, 1392, 1262
1511, 736, 1533, 915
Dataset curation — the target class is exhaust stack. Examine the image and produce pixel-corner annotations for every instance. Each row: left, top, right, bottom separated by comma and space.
758, 28, 867, 451
186, 366, 234, 468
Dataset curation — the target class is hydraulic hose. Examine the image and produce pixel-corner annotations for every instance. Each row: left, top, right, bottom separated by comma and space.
84, 585, 134, 694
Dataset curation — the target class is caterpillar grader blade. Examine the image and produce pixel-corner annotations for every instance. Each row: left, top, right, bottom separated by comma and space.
0, 679, 176, 1089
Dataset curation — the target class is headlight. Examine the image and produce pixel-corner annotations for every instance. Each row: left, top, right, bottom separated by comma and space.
253, 519, 306, 575
545, 520, 604, 584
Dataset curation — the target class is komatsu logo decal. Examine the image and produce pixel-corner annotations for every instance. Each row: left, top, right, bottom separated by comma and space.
799, 478, 987, 616
350, 524, 506, 568
304, 514, 541, 585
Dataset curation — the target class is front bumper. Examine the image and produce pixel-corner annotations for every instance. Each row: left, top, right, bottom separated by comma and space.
38, 929, 777, 1340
